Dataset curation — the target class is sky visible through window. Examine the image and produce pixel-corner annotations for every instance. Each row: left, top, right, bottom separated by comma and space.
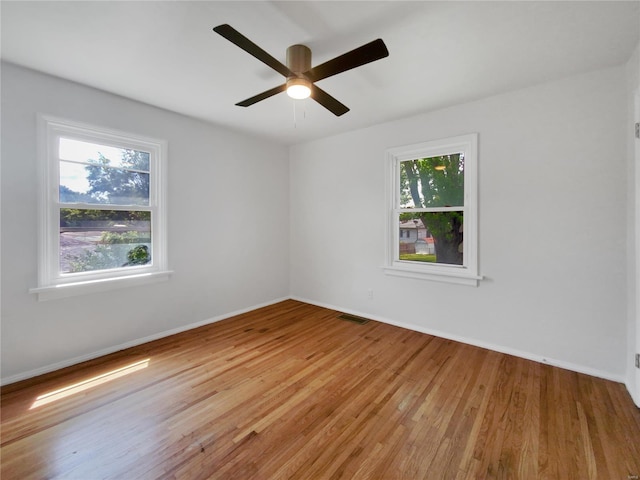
59, 138, 144, 194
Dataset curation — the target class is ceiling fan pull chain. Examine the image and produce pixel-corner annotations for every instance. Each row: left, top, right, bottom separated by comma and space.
293, 100, 297, 129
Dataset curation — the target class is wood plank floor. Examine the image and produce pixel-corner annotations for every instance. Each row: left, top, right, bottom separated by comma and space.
2, 300, 640, 479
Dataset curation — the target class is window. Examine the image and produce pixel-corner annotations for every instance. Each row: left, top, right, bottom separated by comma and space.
31, 115, 170, 300
384, 134, 481, 286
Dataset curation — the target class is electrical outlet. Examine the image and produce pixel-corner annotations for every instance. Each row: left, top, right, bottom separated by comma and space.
367, 289, 374, 300
636, 353, 640, 369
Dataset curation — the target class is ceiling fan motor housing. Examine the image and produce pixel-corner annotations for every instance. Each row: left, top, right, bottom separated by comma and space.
287, 44, 311, 77
286, 44, 312, 96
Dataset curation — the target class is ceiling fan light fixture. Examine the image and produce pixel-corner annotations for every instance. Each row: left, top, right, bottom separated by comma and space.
286, 77, 311, 100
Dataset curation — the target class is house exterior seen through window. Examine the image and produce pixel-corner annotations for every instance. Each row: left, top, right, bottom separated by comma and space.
384, 134, 481, 286
32, 116, 169, 300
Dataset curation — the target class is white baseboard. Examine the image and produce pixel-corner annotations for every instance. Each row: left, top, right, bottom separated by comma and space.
290, 295, 626, 384
1, 296, 290, 386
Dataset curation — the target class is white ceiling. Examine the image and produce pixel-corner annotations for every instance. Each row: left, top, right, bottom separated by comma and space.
2, 1, 639, 146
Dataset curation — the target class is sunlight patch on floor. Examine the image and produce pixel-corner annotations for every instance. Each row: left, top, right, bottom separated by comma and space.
30, 358, 150, 409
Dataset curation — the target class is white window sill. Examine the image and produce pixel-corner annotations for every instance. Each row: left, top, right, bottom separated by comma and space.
30, 270, 173, 301
383, 264, 482, 286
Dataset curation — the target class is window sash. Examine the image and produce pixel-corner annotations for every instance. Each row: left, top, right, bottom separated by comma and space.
58, 207, 153, 277
395, 206, 464, 213
397, 156, 465, 209
392, 211, 467, 267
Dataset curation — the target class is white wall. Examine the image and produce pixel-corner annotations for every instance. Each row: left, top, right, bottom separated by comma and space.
1, 63, 290, 383
290, 66, 628, 380
2, 60, 632, 387
627, 43, 640, 405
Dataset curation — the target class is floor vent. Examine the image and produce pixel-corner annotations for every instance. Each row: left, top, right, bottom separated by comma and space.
338, 313, 370, 325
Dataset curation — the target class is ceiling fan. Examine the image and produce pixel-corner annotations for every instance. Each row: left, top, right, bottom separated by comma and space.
213, 24, 389, 116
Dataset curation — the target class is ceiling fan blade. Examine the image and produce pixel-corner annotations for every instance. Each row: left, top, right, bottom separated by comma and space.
310, 84, 349, 116
304, 39, 389, 83
213, 24, 294, 78
236, 84, 287, 107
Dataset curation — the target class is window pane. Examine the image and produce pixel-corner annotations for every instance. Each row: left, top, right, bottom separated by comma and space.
399, 153, 464, 208
398, 212, 463, 265
60, 209, 151, 274
59, 138, 150, 171
59, 160, 150, 206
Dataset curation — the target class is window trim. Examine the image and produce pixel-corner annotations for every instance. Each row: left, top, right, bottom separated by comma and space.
383, 133, 481, 286
31, 114, 171, 300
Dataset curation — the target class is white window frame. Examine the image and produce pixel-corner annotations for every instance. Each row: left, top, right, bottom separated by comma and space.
383, 133, 481, 286
31, 115, 171, 300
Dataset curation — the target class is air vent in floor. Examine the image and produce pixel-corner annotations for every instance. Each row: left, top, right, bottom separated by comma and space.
338, 313, 370, 325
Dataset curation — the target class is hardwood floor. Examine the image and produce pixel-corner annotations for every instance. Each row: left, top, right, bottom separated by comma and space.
2, 300, 639, 479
